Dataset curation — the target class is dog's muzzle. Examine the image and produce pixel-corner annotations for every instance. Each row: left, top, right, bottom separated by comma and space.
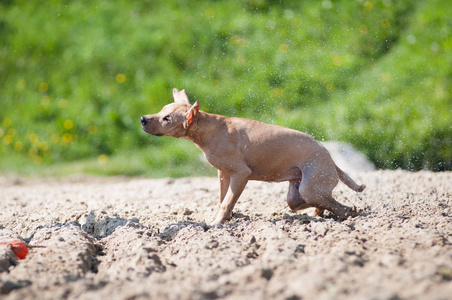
140, 116, 163, 136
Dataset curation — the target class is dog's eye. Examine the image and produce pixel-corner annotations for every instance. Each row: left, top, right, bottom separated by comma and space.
163, 115, 171, 123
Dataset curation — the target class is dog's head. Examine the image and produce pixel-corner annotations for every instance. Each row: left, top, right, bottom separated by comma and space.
141, 89, 199, 138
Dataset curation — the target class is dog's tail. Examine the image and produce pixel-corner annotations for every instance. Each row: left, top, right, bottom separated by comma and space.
335, 165, 366, 192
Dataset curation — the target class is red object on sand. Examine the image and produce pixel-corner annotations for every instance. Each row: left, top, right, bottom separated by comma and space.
1, 240, 28, 259
10, 240, 28, 259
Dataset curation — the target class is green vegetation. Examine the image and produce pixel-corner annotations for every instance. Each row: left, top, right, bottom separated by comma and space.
0, 0, 451, 176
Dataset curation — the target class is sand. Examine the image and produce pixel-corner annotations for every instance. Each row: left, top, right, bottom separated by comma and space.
0, 170, 451, 299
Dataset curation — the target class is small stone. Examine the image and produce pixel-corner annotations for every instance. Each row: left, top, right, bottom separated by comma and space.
261, 268, 273, 280
205, 240, 219, 250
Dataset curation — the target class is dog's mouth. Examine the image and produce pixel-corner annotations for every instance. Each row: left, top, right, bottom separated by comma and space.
141, 126, 164, 137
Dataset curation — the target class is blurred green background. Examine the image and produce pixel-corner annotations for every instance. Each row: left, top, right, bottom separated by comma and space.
0, 0, 451, 177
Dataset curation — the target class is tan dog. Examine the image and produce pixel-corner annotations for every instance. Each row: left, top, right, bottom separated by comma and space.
141, 89, 366, 224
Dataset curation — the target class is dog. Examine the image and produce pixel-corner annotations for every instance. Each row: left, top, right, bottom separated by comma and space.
141, 89, 366, 224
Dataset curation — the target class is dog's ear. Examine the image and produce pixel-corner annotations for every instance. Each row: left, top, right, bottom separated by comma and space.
184, 100, 199, 129
173, 88, 191, 104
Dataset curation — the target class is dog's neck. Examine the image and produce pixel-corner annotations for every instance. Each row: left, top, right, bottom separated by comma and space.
183, 111, 222, 149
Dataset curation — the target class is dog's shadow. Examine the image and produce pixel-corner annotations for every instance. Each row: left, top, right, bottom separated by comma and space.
272, 207, 371, 224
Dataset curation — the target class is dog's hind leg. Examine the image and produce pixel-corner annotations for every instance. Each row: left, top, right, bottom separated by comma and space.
298, 164, 351, 218
287, 179, 311, 210
287, 180, 325, 216
324, 195, 355, 218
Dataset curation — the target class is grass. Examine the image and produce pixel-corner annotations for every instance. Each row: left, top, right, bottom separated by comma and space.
1, 142, 216, 178
0, 0, 451, 176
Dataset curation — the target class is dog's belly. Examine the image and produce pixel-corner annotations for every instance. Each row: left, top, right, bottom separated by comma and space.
248, 165, 302, 182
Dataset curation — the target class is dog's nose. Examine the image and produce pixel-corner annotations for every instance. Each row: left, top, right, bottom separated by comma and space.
140, 116, 147, 126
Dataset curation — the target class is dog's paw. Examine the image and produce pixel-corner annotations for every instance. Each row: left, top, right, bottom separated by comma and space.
313, 207, 325, 217
344, 205, 360, 218
211, 217, 226, 227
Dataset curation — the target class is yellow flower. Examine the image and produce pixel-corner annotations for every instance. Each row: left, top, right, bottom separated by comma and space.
116, 73, 127, 84
326, 83, 335, 93
381, 72, 391, 82
41, 96, 51, 106
271, 88, 284, 98
88, 125, 98, 134
98, 154, 108, 164
333, 56, 342, 67
58, 98, 68, 108
51, 134, 60, 144
364, 1, 373, 11
39, 141, 49, 151
3, 135, 12, 145
64, 119, 74, 130
14, 141, 23, 151
2, 117, 12, 127
7, 128, 16, 137
381, 18, 390, 28
16, 79, 26, 89
33, 156, 42, 165
28, 148, 37, 157
230, 35, 246, 47
205, 8, 215, 18
28, 133, 39, 144
279, 44, 289, 53
39, 82, 49, 93
359, 25, 368, 35
62, 133, 73, 143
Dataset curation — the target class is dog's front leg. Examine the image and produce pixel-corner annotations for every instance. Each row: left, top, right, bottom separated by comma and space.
218, 170, 231, 207
213, 170, 250, 225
